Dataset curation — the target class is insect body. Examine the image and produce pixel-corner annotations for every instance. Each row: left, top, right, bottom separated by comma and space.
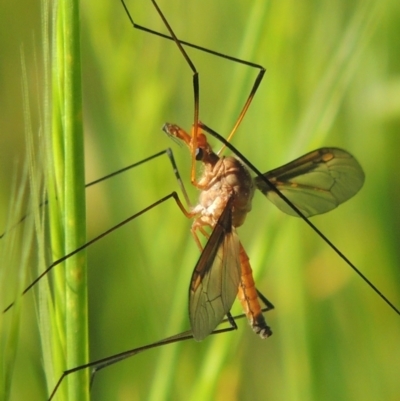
164, 124, 271, 340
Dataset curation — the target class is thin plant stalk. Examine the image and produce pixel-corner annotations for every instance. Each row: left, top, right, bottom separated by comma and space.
46, 0, 89, 399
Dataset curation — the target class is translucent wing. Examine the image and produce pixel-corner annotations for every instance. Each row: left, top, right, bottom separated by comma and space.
189, 196, 241, 341
254, 148, 365, 217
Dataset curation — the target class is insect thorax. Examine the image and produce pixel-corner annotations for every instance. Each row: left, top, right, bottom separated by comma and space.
193, 156, 255, 229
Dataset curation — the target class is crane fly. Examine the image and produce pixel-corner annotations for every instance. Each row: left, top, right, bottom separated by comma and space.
161, 123, 365, 341
42, 128, 366, 400
2, 0, 400, 400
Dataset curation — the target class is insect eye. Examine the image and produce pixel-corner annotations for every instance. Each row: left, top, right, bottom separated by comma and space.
195, 147, 203, 161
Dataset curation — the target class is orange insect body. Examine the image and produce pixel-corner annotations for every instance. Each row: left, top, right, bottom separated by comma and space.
164, 123, 271, 340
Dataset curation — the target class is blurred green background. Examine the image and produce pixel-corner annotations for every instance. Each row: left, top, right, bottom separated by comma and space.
1, 0, 400, 400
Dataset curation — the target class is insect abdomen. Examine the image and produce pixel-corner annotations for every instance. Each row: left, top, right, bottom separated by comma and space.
238, 244, 272, 339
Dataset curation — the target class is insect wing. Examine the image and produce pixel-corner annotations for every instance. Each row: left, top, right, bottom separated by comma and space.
255, 148, 365, 217
189, 197, 241, 341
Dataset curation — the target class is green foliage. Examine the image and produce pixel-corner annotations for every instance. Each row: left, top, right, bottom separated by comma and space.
0, 0, 88, 400
0, 0, 399, 400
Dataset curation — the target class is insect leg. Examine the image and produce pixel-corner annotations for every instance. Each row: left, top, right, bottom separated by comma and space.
47, 309, 265, 401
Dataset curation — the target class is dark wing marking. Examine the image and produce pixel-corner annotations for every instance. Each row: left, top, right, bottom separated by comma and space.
255, 148, 365, 217
189, 196, 241, 341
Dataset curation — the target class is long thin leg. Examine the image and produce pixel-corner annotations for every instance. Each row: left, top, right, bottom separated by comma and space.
47, 307, 273, 401
257, 288, 275, 311
0, 148, 192, 240
121, 0, 265, 179
86, 149, 189, 205
147, 0, 200, 185
2, 190, 194, 314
